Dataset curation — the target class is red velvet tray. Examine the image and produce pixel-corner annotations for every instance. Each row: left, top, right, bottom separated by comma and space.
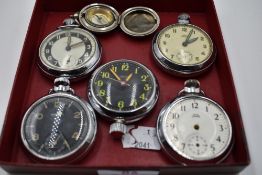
0, 0, 250, 174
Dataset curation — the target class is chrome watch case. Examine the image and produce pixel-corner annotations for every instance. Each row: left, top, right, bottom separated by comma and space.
88, 59, 159, 137
120, 6, 160, 37
20, 77, 97, 163
157, 79, 233, 164
38, 18, 102, 80
152, 13, 216, 77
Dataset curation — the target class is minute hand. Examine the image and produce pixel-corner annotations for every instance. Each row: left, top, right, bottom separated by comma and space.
182, 29, 198, 46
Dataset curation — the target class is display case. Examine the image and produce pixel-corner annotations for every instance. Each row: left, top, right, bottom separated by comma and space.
0, 0, 250, 174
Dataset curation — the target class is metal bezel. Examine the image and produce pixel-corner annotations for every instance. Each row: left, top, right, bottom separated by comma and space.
38, 27, 102, 80
78, 3, 120, 33
20, 92, 97, 163
157, 94, 233, 164
88, 59, 159, 123
120, 6, 160, 37
152, 23, 216, 77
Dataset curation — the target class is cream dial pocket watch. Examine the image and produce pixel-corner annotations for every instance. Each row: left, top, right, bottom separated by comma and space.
152, 13, 216, 76
157, 80, 233, 164
38, 18, 102, 79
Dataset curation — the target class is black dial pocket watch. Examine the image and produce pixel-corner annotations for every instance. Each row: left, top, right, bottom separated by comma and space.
38, 18, 102, 79
21, 77, 97, 163
88, 59, 159, 138
157, 79, 233, 164
152, 13, 216, 76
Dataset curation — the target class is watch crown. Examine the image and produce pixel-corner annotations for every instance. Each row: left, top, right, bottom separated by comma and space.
184, 79, 200, 93
178, 13, 190, 24
63, 18, 77, 26
109, 122, 128, 139
59, 18, 79, 29
178, 79, 205, 96
51, 77, 75, 94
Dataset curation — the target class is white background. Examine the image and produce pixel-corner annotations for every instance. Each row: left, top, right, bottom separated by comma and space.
0, 0, 261, 174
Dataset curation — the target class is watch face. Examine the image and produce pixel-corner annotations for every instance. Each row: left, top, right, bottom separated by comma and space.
39, 28, 96, 71
159, 96, 232, 161
78, 3, 119, 32
21, 94, 94, 161
157, 24, 213, 65
85, 5, 115, 27
90, 60, 157, 115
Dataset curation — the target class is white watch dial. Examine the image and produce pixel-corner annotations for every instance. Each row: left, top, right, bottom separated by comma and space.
39, 28, 96, 71
162, 97, 232, 161
157, 24, 213, 65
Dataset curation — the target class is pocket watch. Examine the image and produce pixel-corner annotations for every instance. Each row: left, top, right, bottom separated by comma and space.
120, 7, 160, 37
21, 77, 97, 163
38, 18, 102, 79
157, 79, 233, 164
74, 3, 120, 33
88, 59, 159, 138
152, 13, 216, 76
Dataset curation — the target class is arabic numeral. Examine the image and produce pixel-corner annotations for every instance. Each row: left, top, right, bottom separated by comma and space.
211, 144, 216, 153
78, 59, 83, 64
214, 113, 219, 120
181, 105, 186, 111
181, 143, 186, 150
219, 125, 224, 131
165, 34, 170, 38
172, 113, 179, 119
216, 136, 221, 142
192, 102, 198, 109
170, 123, 175, 129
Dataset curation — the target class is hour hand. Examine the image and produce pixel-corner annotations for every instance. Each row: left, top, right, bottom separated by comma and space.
186, 37, 198, 44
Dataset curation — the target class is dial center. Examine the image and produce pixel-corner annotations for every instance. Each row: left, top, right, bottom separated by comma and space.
194, 124, 200, 130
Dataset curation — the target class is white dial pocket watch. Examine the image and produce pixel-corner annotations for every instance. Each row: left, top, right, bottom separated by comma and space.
38, 18, 102, 79
157, 79, 233, 164
20, 77, 97, 163
152, 13, 216, 77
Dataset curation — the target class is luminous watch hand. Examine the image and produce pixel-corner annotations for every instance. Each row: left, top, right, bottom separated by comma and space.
59, 131, 71, 151
110, 68, 122, 81
125, 73, 133, 82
